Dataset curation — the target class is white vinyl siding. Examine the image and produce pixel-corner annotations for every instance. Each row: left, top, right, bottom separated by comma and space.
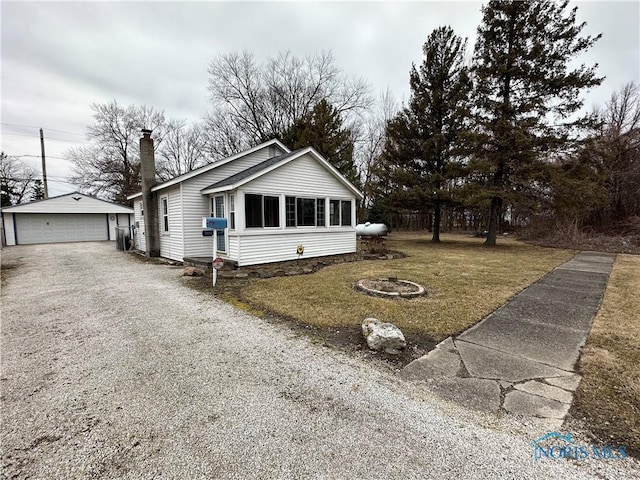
237, 231, 356, 266
228, 235, 240, 261
181, 148, 274, 258
247, 153, 355, 198
230, 152, 358, 265
158, 187, 183, 261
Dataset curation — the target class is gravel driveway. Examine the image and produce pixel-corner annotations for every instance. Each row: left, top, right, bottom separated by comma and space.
1, 242, 638, 479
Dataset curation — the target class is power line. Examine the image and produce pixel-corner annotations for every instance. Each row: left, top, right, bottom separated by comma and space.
15, 154, 70, 161
0, 132, 84, 144
0, 123, 85, 136
5, 176, 78, 186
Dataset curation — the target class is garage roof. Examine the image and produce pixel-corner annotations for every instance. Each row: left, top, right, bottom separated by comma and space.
1, 192, 134, 214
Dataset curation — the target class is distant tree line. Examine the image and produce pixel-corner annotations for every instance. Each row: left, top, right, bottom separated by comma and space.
60, 0, 638, 245
0, 152, 45, 206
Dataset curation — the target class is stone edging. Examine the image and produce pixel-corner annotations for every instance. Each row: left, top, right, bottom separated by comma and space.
355, 279, 426, 298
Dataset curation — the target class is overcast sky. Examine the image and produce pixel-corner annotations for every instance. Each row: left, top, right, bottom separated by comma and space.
2, 0, 639, 197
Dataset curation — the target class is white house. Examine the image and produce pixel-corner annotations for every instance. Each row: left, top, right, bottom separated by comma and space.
128, 139, 363, 266
1, 192, 134, 246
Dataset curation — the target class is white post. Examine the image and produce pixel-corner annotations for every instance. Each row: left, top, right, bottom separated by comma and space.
212, 228, 217, 287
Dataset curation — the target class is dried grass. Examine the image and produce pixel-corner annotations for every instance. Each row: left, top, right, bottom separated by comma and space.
240, 232, 574, 339
573, 254, 640, 457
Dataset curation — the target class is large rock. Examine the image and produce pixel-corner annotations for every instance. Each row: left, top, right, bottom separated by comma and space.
362, 318, 406, 355
183, 266, 204, 277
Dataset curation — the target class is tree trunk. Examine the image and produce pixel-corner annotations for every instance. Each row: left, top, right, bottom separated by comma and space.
485, 196, 502, 246
432, 202, 441, 243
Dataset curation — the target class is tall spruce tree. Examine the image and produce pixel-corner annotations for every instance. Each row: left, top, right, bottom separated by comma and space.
472, 0, 602, 245
281, 99, 358, 187
31, 179, 45, 201
382, 26, 471, 242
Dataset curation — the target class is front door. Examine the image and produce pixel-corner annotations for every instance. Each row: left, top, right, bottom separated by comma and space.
212, 195, 225, 252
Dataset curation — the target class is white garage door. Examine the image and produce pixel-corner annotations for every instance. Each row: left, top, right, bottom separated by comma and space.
15, 213, 109, 244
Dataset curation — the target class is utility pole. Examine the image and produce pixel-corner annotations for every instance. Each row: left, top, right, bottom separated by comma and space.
39, 128, 49, 199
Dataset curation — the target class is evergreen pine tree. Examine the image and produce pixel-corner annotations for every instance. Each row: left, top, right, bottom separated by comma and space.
31, 179, 45, 201
472, 0, 602, 245
281, 99, 358, 187
382, 26, 471, 242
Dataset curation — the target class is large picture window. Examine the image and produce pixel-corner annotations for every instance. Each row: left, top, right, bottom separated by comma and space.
296, 198, 316, 226
245, 194, 280, 228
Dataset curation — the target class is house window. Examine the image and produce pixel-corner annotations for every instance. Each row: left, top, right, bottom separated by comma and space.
264, 196, 279, 227
285, 196, 329, 227
211, 196, 226, 252
329, 199, 352, 226
296, 198, 316, 226
329, 200, 340, 226
161, 196, 169, 232
286, 197, 296, 227
245, 194, 263, 228
229, 194, 235, 230
341, 200, 352, 226
140, 201, 144, 217
316, 198, 325, 227
245, 194, 280, 228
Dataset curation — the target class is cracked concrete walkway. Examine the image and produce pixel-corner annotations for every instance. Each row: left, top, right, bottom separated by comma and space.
401, 251, 616, 423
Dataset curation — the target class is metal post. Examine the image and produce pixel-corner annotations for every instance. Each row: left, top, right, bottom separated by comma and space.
39, 128, 49, 199
212, 229, 217, 287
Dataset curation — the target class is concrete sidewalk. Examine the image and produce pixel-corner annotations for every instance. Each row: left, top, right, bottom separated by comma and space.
401, 251, 616, 423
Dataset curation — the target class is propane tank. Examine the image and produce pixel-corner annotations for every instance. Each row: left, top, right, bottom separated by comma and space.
355, 222, 388, 236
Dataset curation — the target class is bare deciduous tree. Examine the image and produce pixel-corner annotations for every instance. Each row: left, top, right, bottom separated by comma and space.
156, 120, 209, 181
354, 88, 398, 212
590, 82, 640, 227
206, 50, 371, 152
0, 152, 37, 206
67, 100, 166, 203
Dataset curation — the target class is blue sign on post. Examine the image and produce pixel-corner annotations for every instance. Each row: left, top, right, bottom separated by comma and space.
202, 217, 228, 288
202, 217, 228, 229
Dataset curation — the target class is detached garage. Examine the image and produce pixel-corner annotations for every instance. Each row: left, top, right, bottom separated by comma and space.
1, 192, 133, 246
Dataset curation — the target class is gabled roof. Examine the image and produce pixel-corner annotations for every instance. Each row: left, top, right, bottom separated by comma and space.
1, 192, 134, 214
200, 147, 364, 199
127, 138, 290, 199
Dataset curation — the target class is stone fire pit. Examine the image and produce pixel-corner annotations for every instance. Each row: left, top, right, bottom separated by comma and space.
355, 277, 426, 298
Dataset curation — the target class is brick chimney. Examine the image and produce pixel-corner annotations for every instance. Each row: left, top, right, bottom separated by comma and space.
140, 129, 160, 257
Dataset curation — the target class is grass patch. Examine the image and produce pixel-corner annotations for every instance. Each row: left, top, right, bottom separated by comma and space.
240, 232, 574, 340
571, 254, 640, 458
219, 293, 266, 317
